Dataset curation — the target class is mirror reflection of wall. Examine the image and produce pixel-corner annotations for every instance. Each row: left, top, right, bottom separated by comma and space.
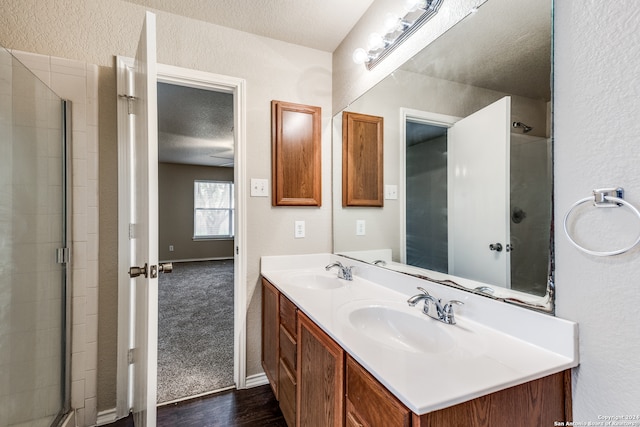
333, 0, 552, 299
405, 121, 447, 273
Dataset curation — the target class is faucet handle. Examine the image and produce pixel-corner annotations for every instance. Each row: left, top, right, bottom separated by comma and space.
417, 287, 430, 295
443, 300, 464, 324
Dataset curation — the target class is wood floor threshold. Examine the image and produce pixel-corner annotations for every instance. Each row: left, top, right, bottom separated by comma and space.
157, 385, 236, 407
104, 385, 286, 427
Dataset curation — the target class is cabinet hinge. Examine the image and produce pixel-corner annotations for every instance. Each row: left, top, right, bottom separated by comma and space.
127, 348, 135, 364
129, 223, 135, 240
56, 247, 70, 264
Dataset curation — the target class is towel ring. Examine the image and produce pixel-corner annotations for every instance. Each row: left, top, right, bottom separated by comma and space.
563, 188, 640, 256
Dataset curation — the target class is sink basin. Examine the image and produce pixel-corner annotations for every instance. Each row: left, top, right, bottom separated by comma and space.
284, 272, 345, 290
346, 304, 456, 354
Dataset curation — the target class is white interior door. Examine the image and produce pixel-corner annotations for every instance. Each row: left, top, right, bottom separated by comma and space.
130, 11, 159, 427
447, 96, 511, 287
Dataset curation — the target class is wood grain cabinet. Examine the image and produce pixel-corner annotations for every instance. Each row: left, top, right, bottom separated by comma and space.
261, 277, 571, 427
261, 278, 279, 398
261, 278, 299, 426
297, 311, 344, 427
279, 294, 298, 426
346, 355, 411, 427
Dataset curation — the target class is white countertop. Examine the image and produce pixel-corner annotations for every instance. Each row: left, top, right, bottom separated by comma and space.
261, 253, 579, 415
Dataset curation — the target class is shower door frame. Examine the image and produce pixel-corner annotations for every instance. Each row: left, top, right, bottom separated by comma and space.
60, 99, 73, 423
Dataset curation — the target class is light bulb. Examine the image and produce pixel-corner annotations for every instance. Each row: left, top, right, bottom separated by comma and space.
404, 0, 426, 12
352, 48, 369, 65
383, 13, 401, 33
367, 32, 385, 51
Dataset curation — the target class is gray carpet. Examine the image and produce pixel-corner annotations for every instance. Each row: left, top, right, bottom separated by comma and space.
157, 260, 234, 403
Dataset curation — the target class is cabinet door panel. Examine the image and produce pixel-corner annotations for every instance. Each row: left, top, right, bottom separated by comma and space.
297, 312, 344, 427
279, 358, 297, 427
261, 278, 279, 397
279, 324, 296, 371
346, 356, 410, 427
280, 294, 297, 337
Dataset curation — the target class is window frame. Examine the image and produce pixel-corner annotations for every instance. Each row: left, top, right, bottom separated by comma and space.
193, 179, 235, 240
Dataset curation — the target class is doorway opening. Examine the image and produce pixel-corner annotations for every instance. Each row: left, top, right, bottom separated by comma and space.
405, 120, 449, 272
156, 82, 236, 404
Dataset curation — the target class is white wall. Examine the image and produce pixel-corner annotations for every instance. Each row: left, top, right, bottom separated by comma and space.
0, 0, 333, 417
554, 0, 640, 419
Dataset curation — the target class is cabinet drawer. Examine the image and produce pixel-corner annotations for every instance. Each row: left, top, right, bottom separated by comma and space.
279, 294, 297, 337
346, 356, 411, 427
279, 324, 296, 370
279, 358, 296, 427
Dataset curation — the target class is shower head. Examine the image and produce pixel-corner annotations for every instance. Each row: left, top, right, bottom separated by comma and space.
512, 121, 533, 133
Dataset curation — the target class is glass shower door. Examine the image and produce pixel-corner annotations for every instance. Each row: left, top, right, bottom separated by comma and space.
0, 47, 70, 427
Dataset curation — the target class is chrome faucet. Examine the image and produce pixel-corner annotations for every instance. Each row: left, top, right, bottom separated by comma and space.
407, 287, 464, 325
325, 261, 354, 281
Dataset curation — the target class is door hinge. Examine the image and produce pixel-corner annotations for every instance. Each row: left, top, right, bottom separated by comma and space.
118, 94, 137, 115
128, 348, 135, 364
129, 223, 135, 240
56, 247, 70, 264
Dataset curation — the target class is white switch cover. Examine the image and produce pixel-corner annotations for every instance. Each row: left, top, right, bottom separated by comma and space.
356, 220, 366, 236
385, 184, 398, 200
250, 178, 269, 197
295, 220, 305, 238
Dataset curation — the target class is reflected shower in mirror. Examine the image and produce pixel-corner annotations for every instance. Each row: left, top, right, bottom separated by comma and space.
332, 0, 553, 308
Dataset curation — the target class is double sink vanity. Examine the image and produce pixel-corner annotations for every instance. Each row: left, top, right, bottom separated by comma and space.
261, 253, 579, 426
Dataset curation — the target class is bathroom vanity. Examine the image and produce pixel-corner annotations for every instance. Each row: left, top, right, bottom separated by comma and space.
261, 254, 578, 427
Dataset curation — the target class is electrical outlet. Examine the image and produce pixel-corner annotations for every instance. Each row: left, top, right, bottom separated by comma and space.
295, 220, 305, 238
356, 220, 366, 236
250, 178, 269, 197
169, 245, 174, 252
385, 184, 398, 200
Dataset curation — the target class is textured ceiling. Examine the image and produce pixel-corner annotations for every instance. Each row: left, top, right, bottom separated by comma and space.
123, 0, 375, 52
157, 83, 235, 167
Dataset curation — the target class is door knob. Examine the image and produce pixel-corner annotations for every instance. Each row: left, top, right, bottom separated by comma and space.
129, 263, 148, 278
159, 262, 173, 273
489, 243, 503, 252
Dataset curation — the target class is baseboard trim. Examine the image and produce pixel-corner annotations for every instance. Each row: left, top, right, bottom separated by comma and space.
159, 257, 234, 263
60, 411, 75, 427
96, 408, 119, 426
244, 373, 269, 388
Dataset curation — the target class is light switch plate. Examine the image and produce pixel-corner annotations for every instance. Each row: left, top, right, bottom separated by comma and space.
250, 178, 269, 197
385, 184, 398, 200
356, 219, 366, 236
295, 220, 305, 238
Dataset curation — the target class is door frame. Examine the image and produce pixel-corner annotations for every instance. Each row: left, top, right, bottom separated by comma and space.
116, 57, 247, 418
399, 108, 460, 264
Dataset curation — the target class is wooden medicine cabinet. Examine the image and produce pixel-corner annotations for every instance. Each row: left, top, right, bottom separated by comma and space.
271, 100, 322, 206
342, 111, 384, 207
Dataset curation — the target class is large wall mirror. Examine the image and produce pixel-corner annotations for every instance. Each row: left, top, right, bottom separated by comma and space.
332, 0, 554, 311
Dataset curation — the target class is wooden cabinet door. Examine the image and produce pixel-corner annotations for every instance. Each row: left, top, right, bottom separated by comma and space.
297, 312, 345, 427
261, 278, 279, 397
346, 356, 411, 427
413, 370, 570, 427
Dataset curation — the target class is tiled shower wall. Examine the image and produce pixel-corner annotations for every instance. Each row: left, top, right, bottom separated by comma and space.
10, 50, 99, 427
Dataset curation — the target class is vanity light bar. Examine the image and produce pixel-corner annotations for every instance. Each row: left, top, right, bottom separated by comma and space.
353, 0, 444, 70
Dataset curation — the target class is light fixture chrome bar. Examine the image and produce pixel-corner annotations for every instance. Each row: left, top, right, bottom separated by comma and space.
366, 0, 444, 70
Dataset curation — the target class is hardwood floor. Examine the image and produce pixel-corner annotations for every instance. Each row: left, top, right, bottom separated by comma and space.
105, 385, 286, 427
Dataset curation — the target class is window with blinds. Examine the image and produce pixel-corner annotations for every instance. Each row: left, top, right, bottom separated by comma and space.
193, 180, 234, 239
